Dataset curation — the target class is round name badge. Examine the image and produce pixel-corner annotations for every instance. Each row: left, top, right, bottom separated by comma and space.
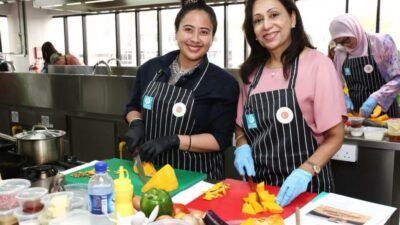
276, 107, 294, 124
172, 102, 186, 117
364, 64, 374, 74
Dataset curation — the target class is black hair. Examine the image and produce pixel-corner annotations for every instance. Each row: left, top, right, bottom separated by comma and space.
240, 0, 314, 83
41, 41, 59, 64
174, 0, 217, 36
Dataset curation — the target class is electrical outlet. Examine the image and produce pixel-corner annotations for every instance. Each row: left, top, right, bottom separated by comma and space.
332, 143, 358, 162
11, 111, 19, 123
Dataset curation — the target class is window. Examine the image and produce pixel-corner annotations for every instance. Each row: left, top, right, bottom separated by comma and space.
119, 12, 137, 66
380, 0, 400, 47
67, 16, 83, 64
161, 8, 179, 55
208, 6, 224, 67
139, 11, 158, 64
0, 16, 9, 53
48, 17, 65, 54
227, 4, 245, 68
297, 0, 346, 55
348, 0, 378, 33
86, 14, 116, 65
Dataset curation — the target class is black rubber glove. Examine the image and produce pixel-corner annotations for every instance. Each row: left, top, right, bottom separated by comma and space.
139, 135, 180, 161
124, 119, 145, 153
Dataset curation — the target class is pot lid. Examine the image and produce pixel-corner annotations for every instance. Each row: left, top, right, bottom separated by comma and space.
14, 125, 65, 140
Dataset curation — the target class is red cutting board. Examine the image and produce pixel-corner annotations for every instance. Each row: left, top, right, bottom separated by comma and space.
186, 178, 317, 221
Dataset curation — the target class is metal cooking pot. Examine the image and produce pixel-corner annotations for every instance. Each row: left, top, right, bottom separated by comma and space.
0, 125, 66, 165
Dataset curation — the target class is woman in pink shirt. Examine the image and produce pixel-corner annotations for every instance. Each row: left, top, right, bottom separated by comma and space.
329, 14, 400, 118
234, 0, 346, 207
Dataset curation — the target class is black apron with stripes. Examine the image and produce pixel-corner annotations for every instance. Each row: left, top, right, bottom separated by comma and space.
242, 58, 333, 193
342, 39, 398, 117
141, 63, 224, 180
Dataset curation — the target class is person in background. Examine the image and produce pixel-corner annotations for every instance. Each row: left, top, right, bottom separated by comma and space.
328, 40, 336, 61
41, 41, 82, 73
234, 0, 346, 207
329, 14, 400, 118
124, 0, 239, 180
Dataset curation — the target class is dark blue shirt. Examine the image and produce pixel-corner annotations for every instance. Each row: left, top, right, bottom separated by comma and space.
125, 50, 239, 150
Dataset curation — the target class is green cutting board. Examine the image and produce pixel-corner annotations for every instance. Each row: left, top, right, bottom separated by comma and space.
64, 158, 207, 197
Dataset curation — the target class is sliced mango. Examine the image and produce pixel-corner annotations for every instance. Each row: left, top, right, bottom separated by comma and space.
141, 164, 178, 193
262, 201, 283, 214
256, 181, 265, 193
371, 105, 382, 118
133, 161, 157, 177
250, 201, 264, 214
241, 181, 283, 215
242, 203, 256, 215
202, 181, 230, 201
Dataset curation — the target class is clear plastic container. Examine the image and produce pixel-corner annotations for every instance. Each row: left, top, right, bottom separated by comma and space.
40, 192, 74, 220
149, 219, 190, 225
88, 161, 114, 215
48, 209, 112, 225
0, 208, 17, 225
64, 184, 88, 210
363, 127, 387, 141
0, 179, 31, 210
348, 117, 364, 127
387, 118, 400, 142
16, 187, 47, 214
13, 207, 41, 225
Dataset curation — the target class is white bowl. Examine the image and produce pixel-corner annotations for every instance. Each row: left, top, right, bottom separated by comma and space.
363, 127, 387, 141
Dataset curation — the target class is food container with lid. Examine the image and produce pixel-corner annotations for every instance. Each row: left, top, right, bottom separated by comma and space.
363, 127, 387, 141
48, 209, 112, 225
13, 207, 41, 225
0, 178, 31, 210
40, 192, 73, 220
0, 208, 17, 225
348, 117, 364, 137
16, 187, 47, 214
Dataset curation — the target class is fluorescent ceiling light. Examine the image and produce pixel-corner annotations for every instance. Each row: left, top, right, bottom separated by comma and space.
41, 4, 63, 8
66, 2, 82, 6
85, 0, 114, 4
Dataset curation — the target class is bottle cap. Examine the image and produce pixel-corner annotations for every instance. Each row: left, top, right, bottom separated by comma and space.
94, 161, 107, 173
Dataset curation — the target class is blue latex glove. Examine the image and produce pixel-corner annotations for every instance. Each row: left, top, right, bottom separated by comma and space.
345, 95, 354, 112
276, 169, 312, 207
361, 97, 377, 118
234, 144, 255, 177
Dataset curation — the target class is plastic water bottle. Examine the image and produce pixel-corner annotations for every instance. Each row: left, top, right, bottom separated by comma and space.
88, 161, 114, 215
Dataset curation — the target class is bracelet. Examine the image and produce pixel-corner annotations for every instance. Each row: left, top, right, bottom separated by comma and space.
235, 134, 244, 142
187, 135, 191, 152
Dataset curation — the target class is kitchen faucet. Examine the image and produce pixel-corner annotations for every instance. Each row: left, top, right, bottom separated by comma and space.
0, 61, 15, 72
107, 58, 122, 67
92, 60, 111, 75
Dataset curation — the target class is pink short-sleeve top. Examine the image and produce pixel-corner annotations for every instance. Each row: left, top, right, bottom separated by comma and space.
236, 49, 346, 143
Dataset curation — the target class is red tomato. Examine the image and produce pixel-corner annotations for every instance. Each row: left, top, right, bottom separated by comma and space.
173, 203, 189, 215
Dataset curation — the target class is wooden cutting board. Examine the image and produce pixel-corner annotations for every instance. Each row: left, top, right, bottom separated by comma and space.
64, 158, 207, 197
186, 178, 317, 221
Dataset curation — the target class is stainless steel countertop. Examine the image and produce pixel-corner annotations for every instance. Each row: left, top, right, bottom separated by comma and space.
344, 135, 400, 151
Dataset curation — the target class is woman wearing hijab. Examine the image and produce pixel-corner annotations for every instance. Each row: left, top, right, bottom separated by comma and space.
234, 0, 346, 207
124, 0, 239, 180
329, 14, 400, 118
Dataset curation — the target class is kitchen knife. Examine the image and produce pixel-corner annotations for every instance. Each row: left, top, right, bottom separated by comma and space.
243, 168, 256, 192
132, 147, 147, 184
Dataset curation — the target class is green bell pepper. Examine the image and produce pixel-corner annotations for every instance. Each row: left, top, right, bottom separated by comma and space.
140, 188, 173, 217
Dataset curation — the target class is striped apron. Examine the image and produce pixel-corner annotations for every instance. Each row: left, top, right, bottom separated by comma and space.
342, 39, 398, 117
242, 58, 333, 193
141, 63, 224, 180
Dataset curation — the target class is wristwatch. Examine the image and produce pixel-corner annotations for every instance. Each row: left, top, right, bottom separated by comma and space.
306, 161, 321, 175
